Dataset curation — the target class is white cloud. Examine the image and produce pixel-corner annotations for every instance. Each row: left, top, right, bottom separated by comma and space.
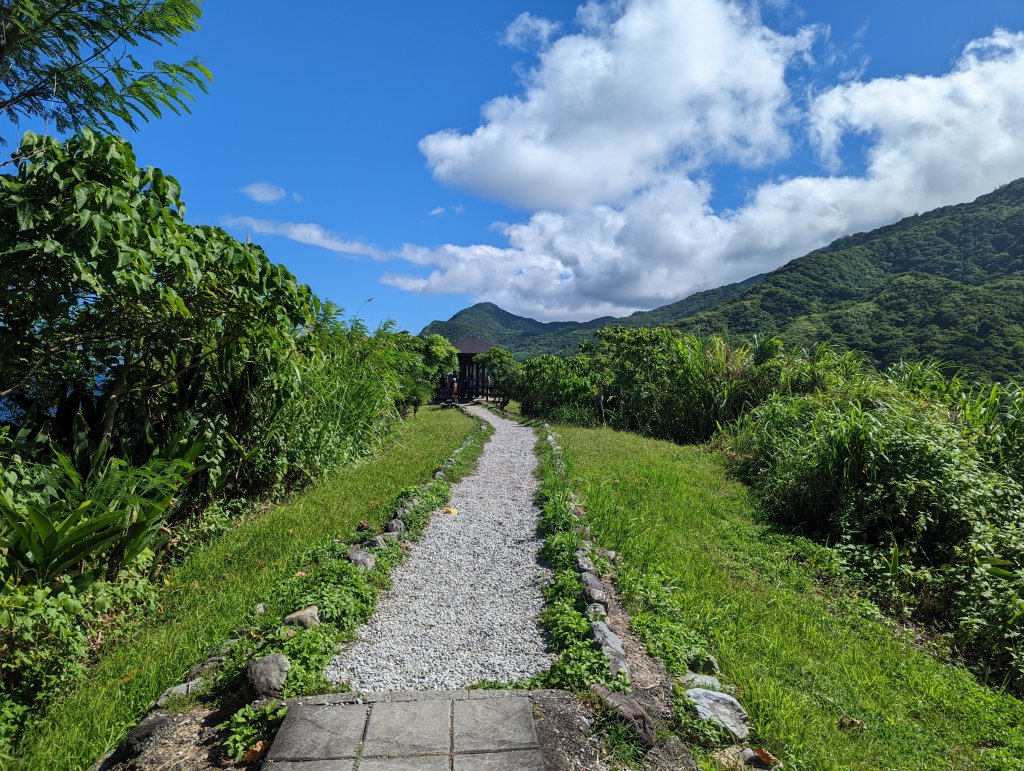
503, 12, 560, 49
240, 181, 288, 203
393, 10, 1024, 321
223, 216, 383, 259
428, 206, 446, 217
421, 0, 819, 210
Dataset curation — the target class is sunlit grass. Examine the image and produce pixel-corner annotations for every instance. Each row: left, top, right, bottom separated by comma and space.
561, 425, 1024, 771
14, 407, 478, 771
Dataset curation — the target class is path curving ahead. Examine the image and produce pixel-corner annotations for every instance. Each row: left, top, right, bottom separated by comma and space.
326, 404, 554, 691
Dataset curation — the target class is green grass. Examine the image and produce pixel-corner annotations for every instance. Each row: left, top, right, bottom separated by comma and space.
12, 407, 479, 771
559, 425, 1024, 771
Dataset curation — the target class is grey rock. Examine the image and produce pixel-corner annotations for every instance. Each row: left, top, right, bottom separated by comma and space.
576, 553, 596, 574
185, 657, 221, 681
387, 517, 406, 534
206, 638, 239, 657
394, 507, 410, 520
692, 653, 720, 675
284, 605, 321, 628
109, 710, 175, 764
590, 621, 626, 658
347, 546, 376, 571
590, 684, 656, 746
573, 552, 598, 573
681, 672, 722, 690
608, 653, 629, 679
246, 653, 291, 699
368, 533, 398, 549
156, 677, 204, 706
433, 470, 446, 479
585, 603, 607, 619
254, 602, 266, 616
579, 572, 603, 592
686, 688, 750, 740
583, 586, 608, 605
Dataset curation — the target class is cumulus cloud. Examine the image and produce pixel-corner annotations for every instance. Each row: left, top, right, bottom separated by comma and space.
421, 0, 819, 210
222, 216, 383, 259
240, 181, 288, 203
503, 12, 560, 49
392, 3, 1024, 321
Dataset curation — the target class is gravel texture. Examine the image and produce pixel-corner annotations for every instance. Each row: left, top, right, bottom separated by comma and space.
326, 404, 555, 691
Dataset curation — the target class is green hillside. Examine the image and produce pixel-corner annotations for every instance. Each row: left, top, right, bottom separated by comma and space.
675, 178, 1024, 381
425, 178, 1024, 382
421, 274, 763, 358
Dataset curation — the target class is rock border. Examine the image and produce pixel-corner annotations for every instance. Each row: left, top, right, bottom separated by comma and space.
538, 422, 776, 770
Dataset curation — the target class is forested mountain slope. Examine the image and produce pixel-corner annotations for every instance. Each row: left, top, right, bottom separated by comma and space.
673, 178, 1024, 381
421, 274, 763, 358
423, 178, 1024, 381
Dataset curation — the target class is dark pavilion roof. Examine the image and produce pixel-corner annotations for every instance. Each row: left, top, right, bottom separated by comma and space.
454, 336, 492, 355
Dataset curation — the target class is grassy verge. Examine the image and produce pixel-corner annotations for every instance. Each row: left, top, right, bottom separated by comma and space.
560, 425, 1024, 771
12, 407, 478, 771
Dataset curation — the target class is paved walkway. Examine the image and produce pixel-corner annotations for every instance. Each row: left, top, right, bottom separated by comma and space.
264, 690, 544, 770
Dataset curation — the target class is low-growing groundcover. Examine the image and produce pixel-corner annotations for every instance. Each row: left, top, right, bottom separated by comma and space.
10, 406, 478, 771
560, 425, 1024, 771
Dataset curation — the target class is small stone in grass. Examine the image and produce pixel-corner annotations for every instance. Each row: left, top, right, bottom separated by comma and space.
387, 518, 406, 534
368, 533, 398, 549
691, 653, 720, 675
254, 602, 266, 616
347, 547, 376, 571
679, 672, 722, 690
590, 621, 626, 657
584, 586, 608, 605
284, 605, 320, 628
585, 603, 607, 619
686, 688, 750, 740
580, 572, 603, 591
246, 654, 290, 699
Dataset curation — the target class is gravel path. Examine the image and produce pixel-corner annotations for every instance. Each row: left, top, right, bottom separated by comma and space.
326, 404, 555, 691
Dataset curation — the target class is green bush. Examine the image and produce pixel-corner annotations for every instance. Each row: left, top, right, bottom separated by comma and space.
728, 370, 1024, 689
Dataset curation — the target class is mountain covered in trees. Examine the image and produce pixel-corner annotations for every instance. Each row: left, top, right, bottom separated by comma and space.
422, 178, 1024, 382
421, 274, 764, 359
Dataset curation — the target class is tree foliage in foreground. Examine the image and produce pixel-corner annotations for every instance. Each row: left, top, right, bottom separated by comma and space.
0, 0, 210, 142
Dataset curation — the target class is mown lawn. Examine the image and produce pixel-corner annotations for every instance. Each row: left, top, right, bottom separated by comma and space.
13, 406, 477, 771
560, 425, 1024, 771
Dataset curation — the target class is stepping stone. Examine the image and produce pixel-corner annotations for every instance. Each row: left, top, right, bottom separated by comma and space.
453, 696, 538, 753
267, 704, 368, 761
362, 699, 450, 757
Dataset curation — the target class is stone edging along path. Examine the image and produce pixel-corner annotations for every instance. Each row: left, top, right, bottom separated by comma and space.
325, 403, 555, 691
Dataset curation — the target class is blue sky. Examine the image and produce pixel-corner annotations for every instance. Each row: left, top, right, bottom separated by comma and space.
8, 1, 1024, 332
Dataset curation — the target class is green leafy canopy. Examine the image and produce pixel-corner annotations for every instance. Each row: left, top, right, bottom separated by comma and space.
0, 0, 210, 142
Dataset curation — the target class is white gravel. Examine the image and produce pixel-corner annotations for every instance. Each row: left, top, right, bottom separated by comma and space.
325, 404, 555, 691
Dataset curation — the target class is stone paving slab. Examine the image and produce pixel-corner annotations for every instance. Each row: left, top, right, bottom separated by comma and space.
266, 704, 368, 762
363, 699, 451, 757
265, 690, 545, 770
453, 696, 537, 753
453, 749, 546, 770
